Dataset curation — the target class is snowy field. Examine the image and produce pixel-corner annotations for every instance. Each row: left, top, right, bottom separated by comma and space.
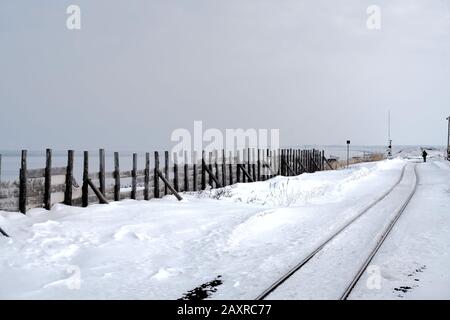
0, 148, 449, 299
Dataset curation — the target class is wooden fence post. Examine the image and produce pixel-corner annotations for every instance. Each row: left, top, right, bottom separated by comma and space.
164, 151, 169, 195
44, 148, 52, 210
287, 149, 290, 175
252, 148, 256, 181
87, 178, 109, 204
208, 152, 213, 187
19, 150, 27, 214
184, 151, 189, 192
154, 151, 160, 198
82, 151, 89, 207
99, 148, 106, 196
156, 169, 183, 201
257, 149, 261, 181
228, 150, 233, 185
144, 152, 150, 200
114, 152, 120, 201
214, 150, 220, 187
302, 150, 305, 173
248, 148, 252, 181
201, 151, 206, 190
292, 149, 296, 175
236, 150, 241, 182
322, 150, 325, 170
64, 150, 74, 205
131, 153, 137, 199
242, 149, 247, 183
173, 152, 179, 192
222, 149, 226, 186
193, 151, 198, 191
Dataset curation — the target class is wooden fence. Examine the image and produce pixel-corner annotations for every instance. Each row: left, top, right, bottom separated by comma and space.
0, 148, 329, 213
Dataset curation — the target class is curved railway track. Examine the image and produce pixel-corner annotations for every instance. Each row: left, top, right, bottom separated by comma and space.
256, 163, 418, 300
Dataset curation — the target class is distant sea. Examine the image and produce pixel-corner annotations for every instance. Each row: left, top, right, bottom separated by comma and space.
0, 145, 445, 182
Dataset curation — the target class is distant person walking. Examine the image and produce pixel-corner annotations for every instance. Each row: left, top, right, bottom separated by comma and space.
422, 149, 428, 162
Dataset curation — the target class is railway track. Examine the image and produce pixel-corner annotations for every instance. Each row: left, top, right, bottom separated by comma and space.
256, 163, 418, 300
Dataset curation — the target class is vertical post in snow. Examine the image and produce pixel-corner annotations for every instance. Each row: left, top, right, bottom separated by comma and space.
131, 153, 137, 199
193, 151, 198, 191
114, 152, 121, 201
248, 148, 252, 180
164, 151, 169, 195
144, 152, 150, 200
44, 148, 52, 210
82, 151, 89, 207
236, 150, 241, 183
228, 150, 233, 186
214, 150, 219, 187
19, 150, 28, 214
173, 152, 179, 192
201, 150, 206, 190
64, 150, 74, 205
446, 116, 450, 160
346, 140, 351, 169
252, 148, 256, 181
208, 152, 213, 188
184, 151, 189, 192
222, 149, 226, 187
99, 148, 106, 196
154, 151, 160, 199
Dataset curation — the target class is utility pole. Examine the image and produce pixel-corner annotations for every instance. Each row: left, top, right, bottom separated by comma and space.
387, 111, 392, 159
346, 140, 350, 168
447, 116, 450, 160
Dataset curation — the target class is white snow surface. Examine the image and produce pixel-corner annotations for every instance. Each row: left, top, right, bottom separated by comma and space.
1, 147, 449, 299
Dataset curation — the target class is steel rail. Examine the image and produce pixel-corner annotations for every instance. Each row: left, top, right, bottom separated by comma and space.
256, 164, 408, 300
340, 164, 418, 300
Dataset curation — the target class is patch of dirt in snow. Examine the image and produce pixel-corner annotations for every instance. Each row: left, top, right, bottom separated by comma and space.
179, 275, 223, 300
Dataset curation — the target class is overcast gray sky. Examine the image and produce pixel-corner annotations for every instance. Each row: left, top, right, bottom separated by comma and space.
1, 0, 449, 150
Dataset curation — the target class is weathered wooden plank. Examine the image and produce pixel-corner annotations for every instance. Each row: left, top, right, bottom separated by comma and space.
238, 164, 254, 182
154, 151, 160, 199
222, 150, 226, 186
82, 151, 89, 207
99, 149, 106, 196
173, 152, 179, 192
19, 150, 27, 214
131, 153, 137, 200
193, 151, 198, 191
164, 151, 169, 195
87, 178, 109, 204
114, 152, 120, 201
64, 150, 74, 205
203, 157, 222, 188
184, 151, 189, 192
156, 169, 182, 201
144, 152, 150, 200
201, 151, 206, 190
44, 149, 52, 210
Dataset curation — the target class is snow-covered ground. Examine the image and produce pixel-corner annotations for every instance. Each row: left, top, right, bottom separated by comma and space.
0, 148, 449, 299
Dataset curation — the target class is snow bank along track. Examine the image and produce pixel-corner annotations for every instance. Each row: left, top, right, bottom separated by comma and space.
256, 163, 418, 300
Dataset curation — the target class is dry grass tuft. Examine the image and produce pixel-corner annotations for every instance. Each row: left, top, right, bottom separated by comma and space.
328, 153, 385, 170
